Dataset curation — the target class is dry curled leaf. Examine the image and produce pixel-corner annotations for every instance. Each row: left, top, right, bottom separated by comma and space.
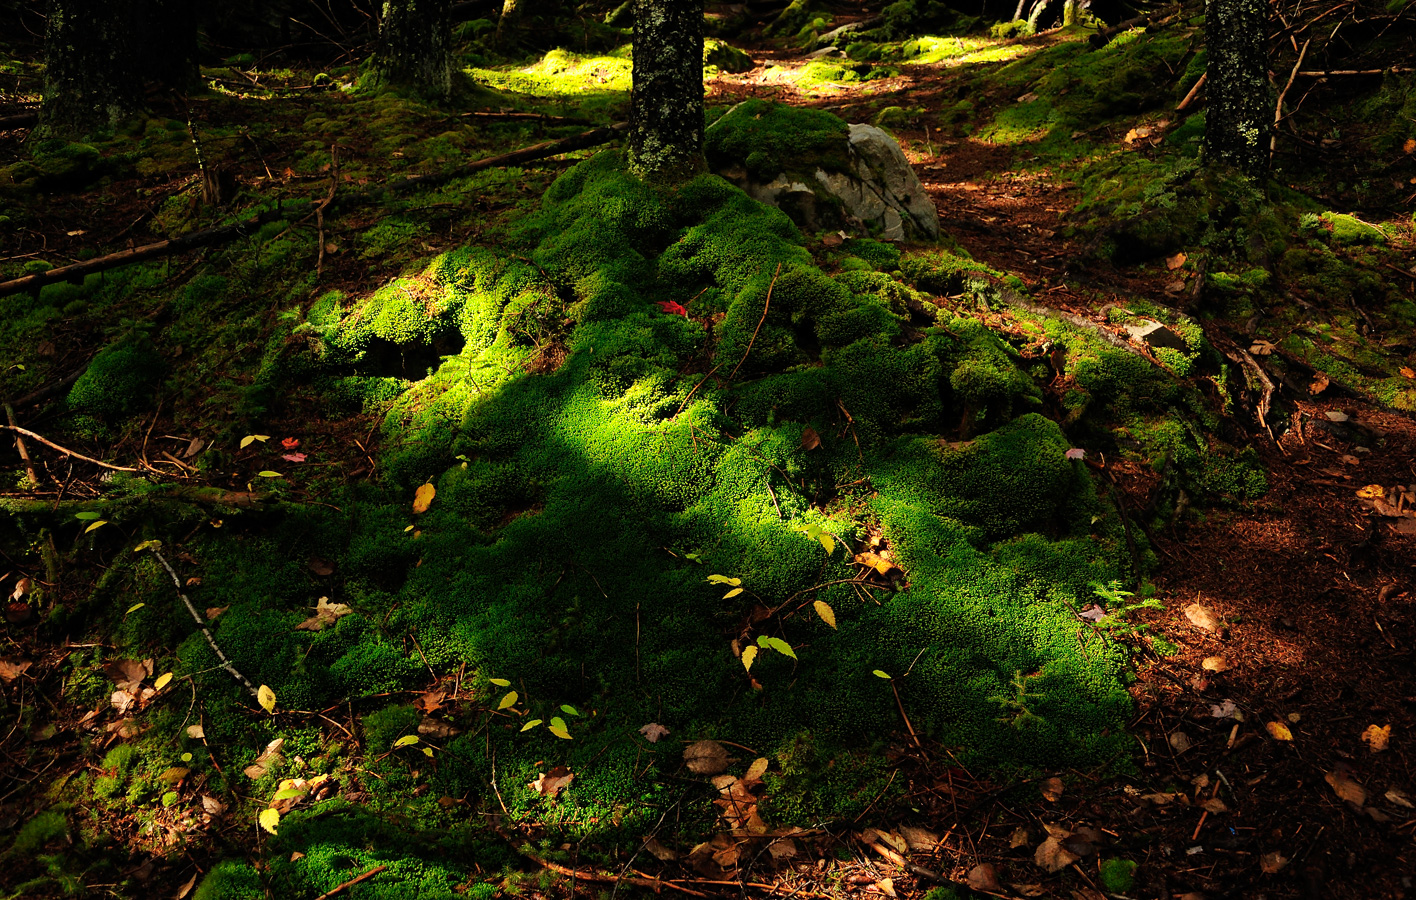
1356, 484, 1385, 500
684, 739, 729, 775
800, 426, 821, 451
1361, 724, 1391, 753
0, 658, 31, 682
1035, 834, 1080, 873
743, 757, 769, 783
1260, 850, 1289, 873
1266, 721, 1294, 741
295, 596, 353, 632
1166, 252, 1187, 270
243, 738, 284, 779
639, 722, 671, 743
1310, 372, 1330, 395
1041, 776, 1064, 802
1202, 655, 1230, 672
1184, 602, 1221, 632
967, 863, 1003, 893
529, 765, 574, 798
1325, 768, 1368, 806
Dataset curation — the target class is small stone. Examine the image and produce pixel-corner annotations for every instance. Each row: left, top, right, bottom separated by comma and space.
1124, 319, 1190, 353
1324, 410, 1350, 422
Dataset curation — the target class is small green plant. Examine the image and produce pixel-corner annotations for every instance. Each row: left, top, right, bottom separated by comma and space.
988, 670, 1045, 730
488, 676, 580, 739
1086, 580, 1164, 640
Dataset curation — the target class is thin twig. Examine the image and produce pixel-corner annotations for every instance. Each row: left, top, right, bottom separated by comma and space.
673, 364, 722, 418
315, 145, 339, 277
4, 405, 38, 485
1271, 38, 1311, 161
729, 263, 783, 381
313, 865, 388, 900
151, 549, 259, 698
0, 425, 138, 471
1176, 71, 1206, 111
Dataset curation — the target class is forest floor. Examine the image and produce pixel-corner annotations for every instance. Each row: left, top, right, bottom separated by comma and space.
2, 4, 1415, 900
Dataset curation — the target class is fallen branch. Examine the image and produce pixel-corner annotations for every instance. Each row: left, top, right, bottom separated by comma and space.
313, 865, 388, 900
4, 406, 38, 485
1089, 2, 1190, 47
457, 110, 592, 125
0, 122, 630, 300
1271, 39, 1311, 162
0, 424, 138, 471
151, 548, 260, 698
729, 262, 783, 381
0, 210, 292, 300
1296, 67, 1415, 77
0, 112, 37, 130
315, 145, 339, 277
498, 828, 710, 897
1176, 71, 1206, 112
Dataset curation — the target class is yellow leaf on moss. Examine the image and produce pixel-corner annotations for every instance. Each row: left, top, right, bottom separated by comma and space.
413, 483, 436, 513
259, 808, 280, 834
813, 600, 837, 629
257, 685, 277, 714
741, 645, 757, 673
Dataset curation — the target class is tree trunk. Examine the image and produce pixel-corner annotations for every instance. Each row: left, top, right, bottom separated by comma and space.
1204, 0, 1269, 176
1062, 0, 1078, 26
375, 0, 455, 97
135, 0, 200, 93
496, 0, 522, 46
628, 0, 706, 185
40, 0, 200, 136
40, 0, 141, 136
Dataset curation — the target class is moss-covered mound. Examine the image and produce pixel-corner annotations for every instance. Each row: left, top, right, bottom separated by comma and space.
168, 152, 1143, 891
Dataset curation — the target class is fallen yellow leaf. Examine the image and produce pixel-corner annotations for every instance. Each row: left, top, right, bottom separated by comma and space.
1266, 721, 1293, 741
1356, 484, 1385, 500
1401, 366, 1415, 379
413, 483, 436, 514
1361, 724, 1391, 753
1405, 137, 1416, 154
1166, 252, 1187, 270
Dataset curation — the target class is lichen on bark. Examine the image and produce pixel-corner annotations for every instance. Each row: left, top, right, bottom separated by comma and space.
1204, 0, 1270, 177
628, 0, 708, 184
372, 0, 456, 98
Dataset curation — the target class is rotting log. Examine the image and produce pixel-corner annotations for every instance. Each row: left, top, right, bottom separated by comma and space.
0, 123, 629, 300
1088, 2, 1192, 47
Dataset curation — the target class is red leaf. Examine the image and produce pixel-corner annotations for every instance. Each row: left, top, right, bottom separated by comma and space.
281, 437, 300, 449
657, 301, 689, 317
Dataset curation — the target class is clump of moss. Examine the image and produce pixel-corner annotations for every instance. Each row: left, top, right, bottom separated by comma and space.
705, 98, 850, 182
67, 340, 163, 433
1315, 211, 1387, 246
703, 38, 752, 74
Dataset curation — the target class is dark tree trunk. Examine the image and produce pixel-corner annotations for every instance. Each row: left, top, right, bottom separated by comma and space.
135, 0, 199, 93
496, 0, 522, 46
628, 0, 706, 184
40, 0, 199, 137
40, 0, 140, 136
375, 0, 455, 97
1204, 0, 1269, 176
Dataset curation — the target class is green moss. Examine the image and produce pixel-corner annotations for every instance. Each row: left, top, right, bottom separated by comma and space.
1100, 858, 1138, 892
67, 340, 163, 431
703, 39, 752, 74
705, 99, 850, 182
1319, 211, 1387, 246
193, 860, 264, 900
7, 810, 68, 856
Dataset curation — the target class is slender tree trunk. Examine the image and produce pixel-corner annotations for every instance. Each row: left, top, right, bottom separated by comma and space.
628, 0, 706, 184
496, 0, 522, 46
374, 0, 455, 97
135, 0, 199, 93
1062, 0, 1078, 26
1204, 0, 1269, 176
40, 0, 140, 136
40, 0, 200, 136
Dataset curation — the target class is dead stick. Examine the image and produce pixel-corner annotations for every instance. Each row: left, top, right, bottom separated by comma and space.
1271, 38, 1311, 161
4, 405, 38, 485
313, 864, 388, 900
150, 548, 260, 698
729, 262, 783, 381
1296, 67, 1415, 76
1176, 71, 1206, 111
0, 425, 138, 471
890, 679, 923, 750
497, 828, 709, 897
316, 145, 339, 277
672, 363, 722, 418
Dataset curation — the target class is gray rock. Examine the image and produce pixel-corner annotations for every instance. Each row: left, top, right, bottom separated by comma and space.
808, 45, 846, 58
1123, 319, 1189, 353
710, 113, 939, 242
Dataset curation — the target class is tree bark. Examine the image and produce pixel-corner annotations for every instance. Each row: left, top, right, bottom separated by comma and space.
374, 0, 455, 97
628, 0, 706, 184
40, 0, 199, 136
1204, 0, 1269, 176
40, 0, 141, 136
